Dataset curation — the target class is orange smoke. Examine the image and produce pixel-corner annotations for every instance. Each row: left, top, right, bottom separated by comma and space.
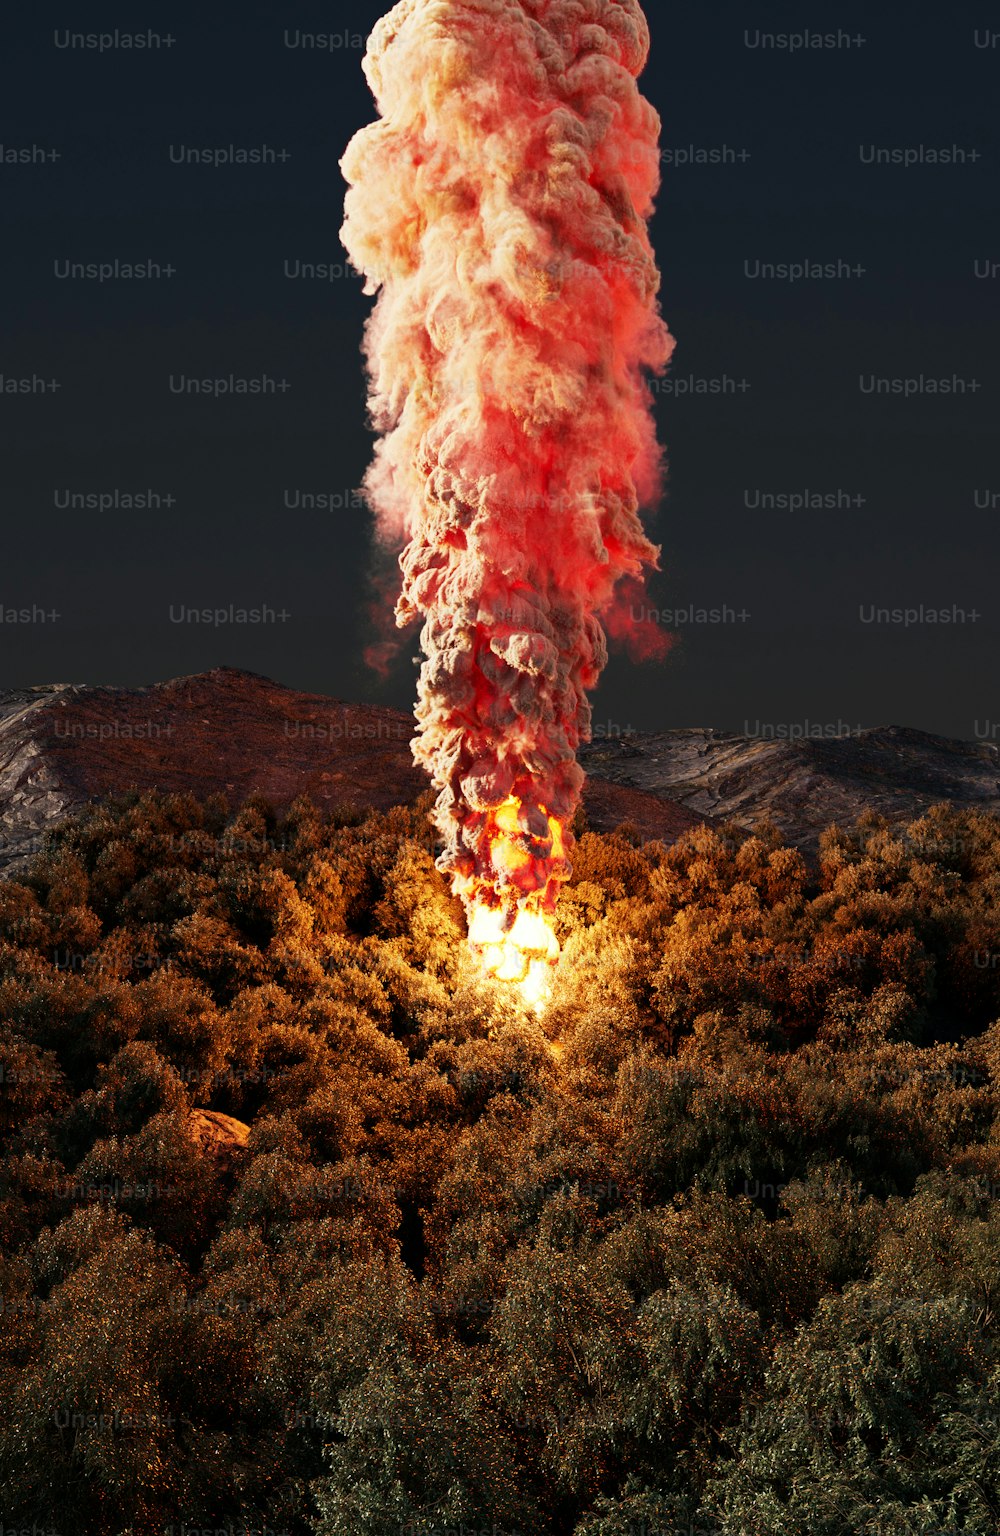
341, 0, 673, 1002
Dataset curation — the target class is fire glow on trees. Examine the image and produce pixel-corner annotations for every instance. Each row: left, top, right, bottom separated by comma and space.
341, 0, 673, 1009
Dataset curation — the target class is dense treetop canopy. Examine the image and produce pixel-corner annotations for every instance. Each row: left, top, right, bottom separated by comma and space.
2, 789, 1000, 1534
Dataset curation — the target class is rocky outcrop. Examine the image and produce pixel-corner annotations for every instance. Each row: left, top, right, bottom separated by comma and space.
0, 685, 83, 871
187, 1109, 250, 1169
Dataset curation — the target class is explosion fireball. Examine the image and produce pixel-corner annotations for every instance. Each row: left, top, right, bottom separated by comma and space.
341, 0, 672, 1007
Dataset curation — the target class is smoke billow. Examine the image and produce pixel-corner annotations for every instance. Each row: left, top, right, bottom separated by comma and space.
341, 0, 673, 971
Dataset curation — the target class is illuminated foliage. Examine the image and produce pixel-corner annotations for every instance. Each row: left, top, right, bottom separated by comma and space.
0, 794, 999, 1532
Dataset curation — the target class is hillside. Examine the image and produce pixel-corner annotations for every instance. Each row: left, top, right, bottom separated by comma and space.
4, 668, 999, 876
581, 724, 1000, 853
0, 668, 704, 873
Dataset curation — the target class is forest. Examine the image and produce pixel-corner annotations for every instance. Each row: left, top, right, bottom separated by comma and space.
2, 787, 1000, 1535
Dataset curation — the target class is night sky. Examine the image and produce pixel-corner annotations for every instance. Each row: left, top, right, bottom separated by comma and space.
2, 1, 997, 740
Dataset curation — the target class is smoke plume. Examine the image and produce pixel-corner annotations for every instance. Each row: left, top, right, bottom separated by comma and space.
341, 0, 673, 970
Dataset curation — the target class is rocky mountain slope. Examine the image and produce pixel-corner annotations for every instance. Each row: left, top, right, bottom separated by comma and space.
0, 668, 704, 873
580, 726, 1000, 852
3, 669, 997, 874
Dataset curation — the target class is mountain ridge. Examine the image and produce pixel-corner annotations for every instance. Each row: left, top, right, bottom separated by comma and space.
3, 667, 997, 872
0, 667, 705, 872
580, 722, 1000, 851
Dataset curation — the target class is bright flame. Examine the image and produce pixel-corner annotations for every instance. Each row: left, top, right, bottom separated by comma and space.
459, 794, 565, 1011
468, 899, 560, 1012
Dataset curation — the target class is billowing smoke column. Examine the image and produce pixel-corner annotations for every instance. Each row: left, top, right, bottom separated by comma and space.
341, 0, 673, 1005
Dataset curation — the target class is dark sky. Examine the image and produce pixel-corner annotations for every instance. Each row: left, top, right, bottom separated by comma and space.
2, 1, 997, 740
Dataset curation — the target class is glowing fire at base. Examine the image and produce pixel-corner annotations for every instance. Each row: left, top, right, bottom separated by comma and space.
457, 794, 567, 1012
468, 900, 560, 1012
